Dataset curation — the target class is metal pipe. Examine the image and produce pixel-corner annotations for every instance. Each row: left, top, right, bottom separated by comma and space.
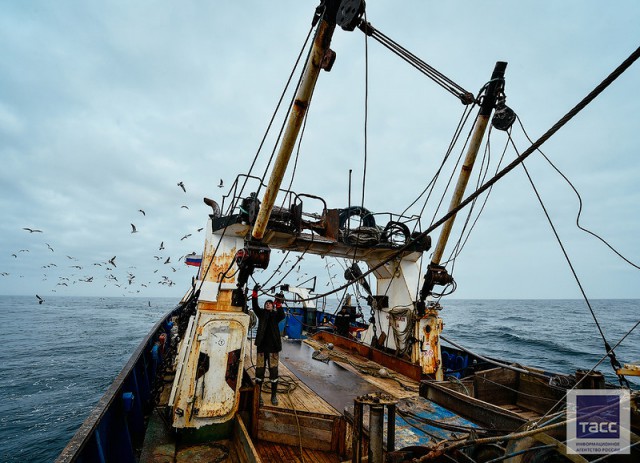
430, 61, 507, 265
387, 403, 396, 452
352, 400, 363, 463
251, 19, 337, 241
369, 404, 384, 463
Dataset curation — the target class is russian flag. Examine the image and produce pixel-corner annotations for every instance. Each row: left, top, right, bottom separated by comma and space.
185, 254, 202, 267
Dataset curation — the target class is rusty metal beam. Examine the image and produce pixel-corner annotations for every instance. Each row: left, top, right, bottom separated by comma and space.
252, 19, 337, 241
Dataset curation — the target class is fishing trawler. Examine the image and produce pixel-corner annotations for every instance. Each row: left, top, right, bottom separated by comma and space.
56, 1, 639, 462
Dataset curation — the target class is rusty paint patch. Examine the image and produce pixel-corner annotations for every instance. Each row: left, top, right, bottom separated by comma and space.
202, 248, 237, 284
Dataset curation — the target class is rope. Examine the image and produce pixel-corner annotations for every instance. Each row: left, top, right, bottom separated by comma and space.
516, 116, 640, 271
229, 19, 316, 215
512, 138, 629, 387
531, 318, 640, 429
279, 44, 640, 306
358, 21, 474, 104
440, 335, 550, 380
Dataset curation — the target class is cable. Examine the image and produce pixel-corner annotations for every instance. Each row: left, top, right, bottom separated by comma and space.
516, 115, 640, 270
358, 21, 475, 104
531, 317, 640, 429
290, 44, 640, 306
230, 20, 317, 213
509, 134, 629, 386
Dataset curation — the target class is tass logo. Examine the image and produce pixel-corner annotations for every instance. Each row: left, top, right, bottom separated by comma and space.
567, 389, 630, 455
576, 394, 620, 438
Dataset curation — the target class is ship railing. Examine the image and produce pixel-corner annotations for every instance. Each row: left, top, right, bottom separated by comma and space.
55, 306, 180, 463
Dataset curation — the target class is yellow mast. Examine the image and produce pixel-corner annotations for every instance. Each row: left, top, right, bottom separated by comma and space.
417, 62, 507, 381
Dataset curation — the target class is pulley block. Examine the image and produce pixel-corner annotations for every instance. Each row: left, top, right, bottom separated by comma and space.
336, 0, 365, 31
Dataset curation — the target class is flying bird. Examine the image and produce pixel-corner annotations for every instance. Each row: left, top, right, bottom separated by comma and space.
159, 241, 165, 250
180, 234, 191, 241
181, 205, 189, 209
46, 243, 54, 252
130, 223, 138, 233
108, 256, 117, 267
36, 295, 44, 304
197, 227, 204, 232
177, 181, 186, 193
164, 257, 171, 264
218, 179, 224, 188
23, 228, 43, 233
138, 209, 146, 216
11, 254, 17, 258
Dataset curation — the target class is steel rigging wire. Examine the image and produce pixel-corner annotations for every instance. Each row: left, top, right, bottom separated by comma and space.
357, 21, 475, 105
196, 15, 318, 294
507, 131, 631, 387
278, 44, 640, 306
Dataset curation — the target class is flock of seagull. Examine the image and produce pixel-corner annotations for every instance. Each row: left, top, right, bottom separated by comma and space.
3, 181, 218, 302
5, 177, 353, 305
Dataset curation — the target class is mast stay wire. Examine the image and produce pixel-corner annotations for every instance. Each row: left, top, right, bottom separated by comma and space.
507, 133, 630, 386
445, 125, 511, 270
198, 16, 319, 296
225, 16, 317, 216
357, 21, 475, 105
515, 116, 640, 271
277, 44, 640, 305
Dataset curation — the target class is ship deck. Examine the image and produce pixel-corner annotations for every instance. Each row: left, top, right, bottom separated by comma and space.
140, 334, 481, 462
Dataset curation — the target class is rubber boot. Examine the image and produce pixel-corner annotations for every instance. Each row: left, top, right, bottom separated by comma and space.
269, 365, 279, 406
270, 379, 279, 406
255, 367, 265, 406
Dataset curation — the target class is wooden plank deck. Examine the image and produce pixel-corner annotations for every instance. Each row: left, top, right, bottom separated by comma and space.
253, 441, 342, 463
244, 341, 340, 417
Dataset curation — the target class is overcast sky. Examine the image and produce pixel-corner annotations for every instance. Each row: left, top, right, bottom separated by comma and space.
1, 1, 639, 301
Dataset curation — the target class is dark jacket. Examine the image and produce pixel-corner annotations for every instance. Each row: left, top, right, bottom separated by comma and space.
252, 296, 286, 353
334, 309, 352, 336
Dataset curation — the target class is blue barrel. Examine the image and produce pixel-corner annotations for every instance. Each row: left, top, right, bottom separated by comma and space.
285, 309, 304, 339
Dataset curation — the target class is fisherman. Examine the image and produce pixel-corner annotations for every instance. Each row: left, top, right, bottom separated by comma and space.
334, 305, 352, 337
251, 284, 286, 406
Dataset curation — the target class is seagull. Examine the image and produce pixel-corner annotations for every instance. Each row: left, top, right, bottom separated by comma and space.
181, 205, 189, 209
177, 181, 186, 193
19, 249, 29, 253
36, 295, 44, 304
154, 256, 162, 260
46, 243, 54, 252
23, 228, 43, 233
218, 179, 224, 188
180, 234, 191, 241
11, 254, 17, 258
197, 227, 204, 232
130, 223, 138, 233
159, 241, 165, 250
164, 257, 171, 264
138, 209, 146, 216
108, 256, 117, 267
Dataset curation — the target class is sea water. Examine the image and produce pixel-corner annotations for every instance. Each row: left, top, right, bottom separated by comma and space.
0, 296, 638, 462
